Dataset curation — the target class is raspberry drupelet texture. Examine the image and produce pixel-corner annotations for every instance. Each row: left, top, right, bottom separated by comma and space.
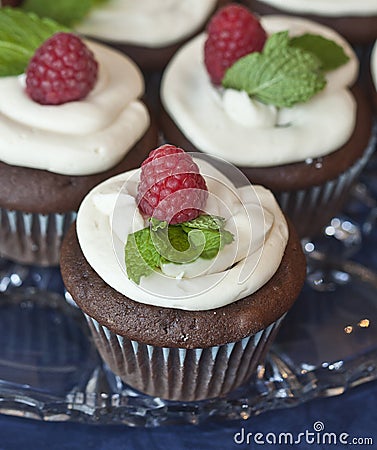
204, 3, 267, 85
26, 32, 98, 105
136, 145, 208, 224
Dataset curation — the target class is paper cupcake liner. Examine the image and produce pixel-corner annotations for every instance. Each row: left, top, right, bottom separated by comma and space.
85, 313, 285, 402
276, 129, 377, 238
0, 208, 77, 266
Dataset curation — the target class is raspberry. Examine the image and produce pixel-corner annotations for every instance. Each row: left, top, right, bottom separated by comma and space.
25, 32, 98, 105
136, 145, 208, 224
204, 4, 267, 85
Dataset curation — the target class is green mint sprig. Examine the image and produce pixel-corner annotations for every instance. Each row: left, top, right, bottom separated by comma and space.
0, 8, 68, 77
222, 31, 349, 108
125, 215, 234, 285
290, 33, 350, 72
21, 0, 108, 27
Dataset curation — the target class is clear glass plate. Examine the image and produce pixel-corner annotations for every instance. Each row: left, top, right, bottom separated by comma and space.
0, 251, 376, 427
0, 154, 376, 427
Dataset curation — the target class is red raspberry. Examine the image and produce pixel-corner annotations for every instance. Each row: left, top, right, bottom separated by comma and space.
136, 145, 208, 224
204, 4, 267, 85
25, 32, 98, 105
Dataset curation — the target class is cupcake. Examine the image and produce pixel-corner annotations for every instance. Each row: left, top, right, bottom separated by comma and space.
60, 144, 306, 402
0, 8, 157, 266
240, 0, 377, 46
76, 0, 231, 71
18, 0, 228, 72
160, 4, 375, 238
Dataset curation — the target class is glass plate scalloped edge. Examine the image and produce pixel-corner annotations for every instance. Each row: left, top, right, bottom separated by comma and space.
0, 256, 376, 427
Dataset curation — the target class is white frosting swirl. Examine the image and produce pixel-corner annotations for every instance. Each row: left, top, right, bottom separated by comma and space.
253, 0, 377, 16
76, 0, 217, 47
161, 16, 358, 167
76, 158, 288, 311
372, 41, 377, 91
0, 41, 149, 176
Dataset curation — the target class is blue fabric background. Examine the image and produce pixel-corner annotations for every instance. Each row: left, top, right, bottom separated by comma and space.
0, 379, 376, 450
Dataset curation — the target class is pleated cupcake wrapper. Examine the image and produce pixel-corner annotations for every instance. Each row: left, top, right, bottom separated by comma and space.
85, 313, 285, 402
276, 128, 377, 238
0, 208, 77, 266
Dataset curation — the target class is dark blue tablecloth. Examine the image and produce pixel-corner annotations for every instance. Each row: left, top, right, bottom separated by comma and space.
1, 379, 376, 450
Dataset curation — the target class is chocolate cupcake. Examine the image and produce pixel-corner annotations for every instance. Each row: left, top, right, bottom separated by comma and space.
0, 9, 157, 266
160, 6, 375, 237
240, 0, 377, 46
60, 145, 306, 401
73, 0, 228, 72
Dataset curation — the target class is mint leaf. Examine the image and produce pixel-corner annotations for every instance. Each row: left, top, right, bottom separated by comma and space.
223, 31, 326, 108
290, 33, 349, 72
125, 232, 151, 285
200, 229, 234, 259
124, 215, 235, 284
263, 29, 290, 53
125, 228, 160, 284
22, 0, 93, 27
0, 8, 68, 77
182, 215, 234, 259
167, 226, 191, 252
0, 44, 30, 77
149, 217, 167, 232
151, 226, 203, 264
181, 215, 226, 231
180, 214, 234, 260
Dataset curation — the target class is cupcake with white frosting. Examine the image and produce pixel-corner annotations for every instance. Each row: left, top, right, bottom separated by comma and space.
240, 0, 377, 45
60, 144, 306, 401
160, 4, 375, 237
16, 0, 227, 72
0, 8, 157, 266
75, 0, 228, 71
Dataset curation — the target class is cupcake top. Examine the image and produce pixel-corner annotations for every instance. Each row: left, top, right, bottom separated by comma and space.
0, 9, 150, 176
161, 14, 358, 168
76, 146, 289, 311
247, 0, 377, 17
75, 0, 218, 47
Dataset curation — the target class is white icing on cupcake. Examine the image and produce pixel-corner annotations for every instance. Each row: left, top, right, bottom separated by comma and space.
0, 41, 149, 176
251, 0, 377, 17
76, 0, 218, 47
371, 41, 377, 91
76, 158, 289, 311
161, 16, 358, 167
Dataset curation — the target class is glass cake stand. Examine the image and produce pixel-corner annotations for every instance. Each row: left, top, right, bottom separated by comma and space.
0, 158, 376, 427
